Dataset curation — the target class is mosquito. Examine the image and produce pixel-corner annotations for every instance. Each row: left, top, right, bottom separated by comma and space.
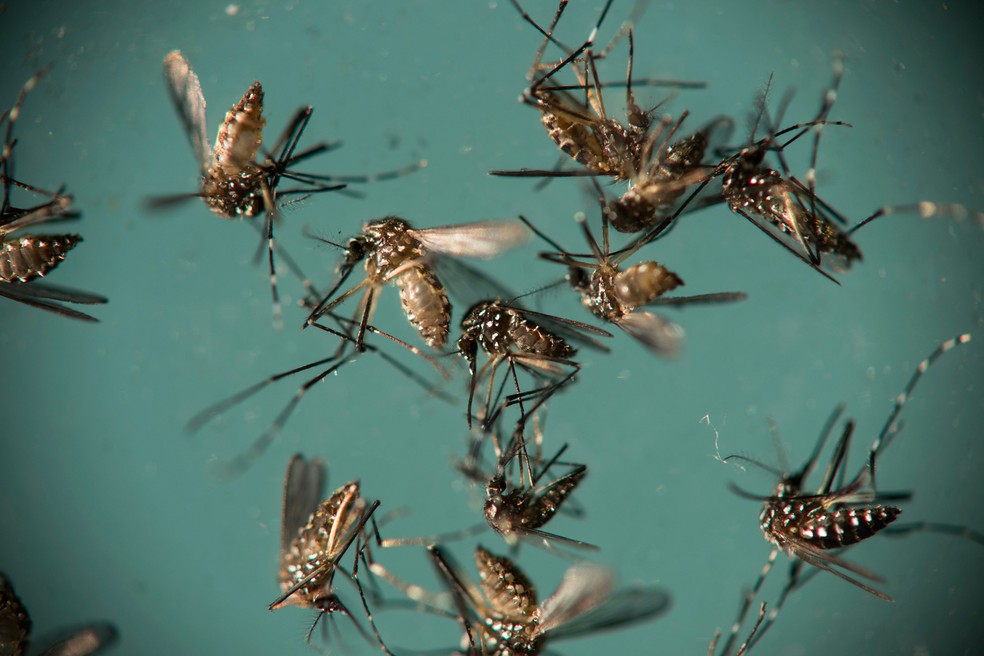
272, 454, 382, 648
371, 544, 669, 655
717, 333, 973, 656
457, 297, 611, 430
0, 571, 117, 656
479, 415, 595, 552
714, 59, 859, 280
187, 309, 451, 478
521, 203, 746, 356
303, 215, 530, 351
491, 0, 705, 183
0, 67, 107, 322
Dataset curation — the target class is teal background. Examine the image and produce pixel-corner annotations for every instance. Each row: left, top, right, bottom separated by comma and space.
1, 0, 982, 654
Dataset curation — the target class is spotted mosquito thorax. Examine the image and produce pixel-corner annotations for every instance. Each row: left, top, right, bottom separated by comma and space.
460, 301, 576, 362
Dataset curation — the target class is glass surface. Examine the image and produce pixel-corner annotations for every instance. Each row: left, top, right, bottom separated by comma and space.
1, 1, 982, 654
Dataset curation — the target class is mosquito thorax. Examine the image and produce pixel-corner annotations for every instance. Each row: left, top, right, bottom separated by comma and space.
201, 169, 264, 218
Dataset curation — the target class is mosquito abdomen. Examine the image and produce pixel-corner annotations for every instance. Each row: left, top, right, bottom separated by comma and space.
0, 234, 81, 283
799, 506, 901, 549
396, 265, 450, 348
211, 81, 265, 178
614, 261, 683, 309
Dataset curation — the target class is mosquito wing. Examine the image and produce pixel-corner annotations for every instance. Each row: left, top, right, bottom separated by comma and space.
537, 563, 670, 641
281, 454, 326, 554
163, 50, 212, 172
411, 220, 529, 259
37, 623, 118, 656
617, 310, 684, 356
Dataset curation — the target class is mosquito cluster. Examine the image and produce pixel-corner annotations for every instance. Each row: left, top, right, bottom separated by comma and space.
9, 0, 984, 654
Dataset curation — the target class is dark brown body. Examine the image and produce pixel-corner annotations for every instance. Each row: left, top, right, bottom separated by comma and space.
760, 484, 900, 554
0, 234, 81, 283
459, 300, 575, 366
722, 148, 862, 271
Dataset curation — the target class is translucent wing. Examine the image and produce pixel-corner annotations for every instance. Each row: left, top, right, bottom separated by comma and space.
37, 623, 118, 656
280, 454, 326, 554
163, 50, 212, 172
536, 563, 615, 635
411, 220, 529, 259
541, 573, 670, 641
617, 310, 684, 356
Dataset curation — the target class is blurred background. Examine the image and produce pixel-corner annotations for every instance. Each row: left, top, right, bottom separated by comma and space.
1, 0, 982, 654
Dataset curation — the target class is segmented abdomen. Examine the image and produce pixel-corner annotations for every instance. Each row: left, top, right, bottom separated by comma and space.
0, 234, 81, 283
797, 506, 901, 549
396, 265, 450, 348
762, 499, 900, 550
210, 81, 265, 178
614, 262, 682, 310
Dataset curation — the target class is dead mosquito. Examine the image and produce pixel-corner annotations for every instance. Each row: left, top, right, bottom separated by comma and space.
478, 416, 595, 552
0, 571, 117, 656
303, 215, 530, 351
714, 58, 858, 281
491, 0, 705, 183
457, 297, 612, 430
272, 453, 383, 648
521, 203, 746, 356
372, 544, 669, 655
0, 67, 107, 322
717, 333, 973, 656
187, 309, 451, 478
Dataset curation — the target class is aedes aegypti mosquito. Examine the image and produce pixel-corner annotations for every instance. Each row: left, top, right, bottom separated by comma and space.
370, 544, 669, 655
457, 297, 612, 430
272, 454, 382, 648
0, 67, 107, 322
490, 0, 704, 184
0, 571, 118, 656
717, 333, 975, 655
303, 216, 530, 351
521, 203, 746, 356
457, 413, 593, 552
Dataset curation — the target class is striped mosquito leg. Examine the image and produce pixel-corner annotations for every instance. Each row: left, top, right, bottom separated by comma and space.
214, 355, 361, 479
868, 333, 972, 485
849, 201, 984, 234
718, 548, 778, 656
803, 52, 845, 240
745, 560, 811, 653
265, 209, 284, 330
